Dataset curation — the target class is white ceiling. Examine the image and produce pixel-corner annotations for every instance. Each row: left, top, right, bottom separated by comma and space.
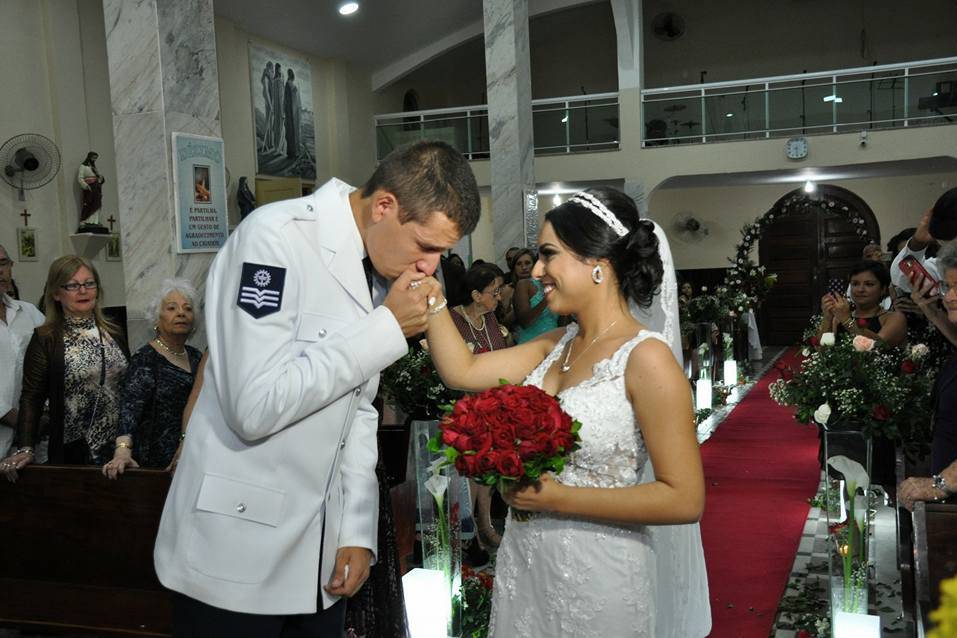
214, 0, 595, 87
214, 0, 482, 69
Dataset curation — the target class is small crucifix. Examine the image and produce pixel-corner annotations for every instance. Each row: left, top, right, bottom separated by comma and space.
19, 210, 31, 227
107, 215, 116, 232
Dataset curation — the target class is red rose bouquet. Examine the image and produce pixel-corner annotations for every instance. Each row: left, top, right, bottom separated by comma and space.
428, 383, 582, 520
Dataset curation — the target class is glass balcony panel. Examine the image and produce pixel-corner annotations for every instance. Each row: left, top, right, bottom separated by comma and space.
533, 105, 570, 152
642, 94, 701, 145
703, 89, 767, 141
908, 67, 957, 127
767, 80, 834, 135
376, 120, 422, 160
566, 101, 619, 151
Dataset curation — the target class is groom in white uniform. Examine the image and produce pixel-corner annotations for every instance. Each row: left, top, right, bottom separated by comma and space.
154, 141, 480, 637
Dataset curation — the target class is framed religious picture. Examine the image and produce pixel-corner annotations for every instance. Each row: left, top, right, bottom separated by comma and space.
106, 233, 122, 261
17, 227, 38, 262
171, 132, 229, 253
248, 42, 316, 180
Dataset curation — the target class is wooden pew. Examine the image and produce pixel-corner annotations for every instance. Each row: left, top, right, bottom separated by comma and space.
0, 465, 173, 636
912, 501, 957, 633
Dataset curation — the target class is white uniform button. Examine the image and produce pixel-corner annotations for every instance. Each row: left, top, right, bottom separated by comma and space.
306, 204, 314, 212
339, 440, 346, 449
354, 388, 361, 396
236, 503, 246, 513
318, 328, 327, 337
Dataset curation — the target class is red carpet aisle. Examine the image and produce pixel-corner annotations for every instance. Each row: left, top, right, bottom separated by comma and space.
701, 349, 821, 638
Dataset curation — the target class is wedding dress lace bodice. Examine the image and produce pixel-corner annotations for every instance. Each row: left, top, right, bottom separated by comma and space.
489, 325, 667, 638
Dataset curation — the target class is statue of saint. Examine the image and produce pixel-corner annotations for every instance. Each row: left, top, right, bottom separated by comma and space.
77, 152, 108, 233
237, 176, 257, 221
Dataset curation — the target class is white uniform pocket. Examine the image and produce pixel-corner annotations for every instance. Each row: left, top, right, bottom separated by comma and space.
186, 473, 287, 583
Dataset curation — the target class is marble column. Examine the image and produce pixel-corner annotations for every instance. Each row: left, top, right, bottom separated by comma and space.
483, 0, 535, 260
103, 0, 221, 350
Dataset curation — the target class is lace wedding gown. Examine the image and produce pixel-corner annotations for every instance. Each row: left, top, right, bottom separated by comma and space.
488, 324, 711, 638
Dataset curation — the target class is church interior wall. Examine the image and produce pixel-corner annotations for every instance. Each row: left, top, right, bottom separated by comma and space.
650, 171, 957, 270
0, 0, 122, 309
642, 0, 957, 88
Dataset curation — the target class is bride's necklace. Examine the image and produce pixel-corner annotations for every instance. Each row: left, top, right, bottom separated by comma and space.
561, 320, 618, 373
155, 336, 187, 357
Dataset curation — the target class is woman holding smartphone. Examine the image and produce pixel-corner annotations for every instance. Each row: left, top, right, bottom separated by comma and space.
817, 260, 906, 347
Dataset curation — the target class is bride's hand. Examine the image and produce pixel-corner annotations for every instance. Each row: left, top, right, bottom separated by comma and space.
502, 473, 565, 513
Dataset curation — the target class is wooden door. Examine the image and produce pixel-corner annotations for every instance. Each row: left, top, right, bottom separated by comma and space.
759, 186, 879, 345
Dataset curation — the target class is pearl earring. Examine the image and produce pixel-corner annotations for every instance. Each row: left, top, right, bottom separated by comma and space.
591, 265, 604, 284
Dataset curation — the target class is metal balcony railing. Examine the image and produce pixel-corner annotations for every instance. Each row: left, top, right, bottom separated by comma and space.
374, 92, 620, 160
641, 57, 957, 146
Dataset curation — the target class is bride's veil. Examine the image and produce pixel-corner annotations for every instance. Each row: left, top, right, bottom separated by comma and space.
632, 221, 712, 637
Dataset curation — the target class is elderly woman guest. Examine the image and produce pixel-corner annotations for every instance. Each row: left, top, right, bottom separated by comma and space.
817, 260, 906, 347
450, 264, 510, 550
1, 256, 128, 480
899, 241, 957, 509
103, 279, 202, 479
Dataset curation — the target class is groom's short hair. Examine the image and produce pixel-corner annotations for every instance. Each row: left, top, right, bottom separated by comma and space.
361, 140, 480, 236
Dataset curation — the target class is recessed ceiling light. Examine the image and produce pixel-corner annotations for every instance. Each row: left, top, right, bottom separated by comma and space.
725, 112, 733, 118
338, 2, 359, 16
822, 94, 843, 104
560, 115, 569, 123
804, 180, 817, 193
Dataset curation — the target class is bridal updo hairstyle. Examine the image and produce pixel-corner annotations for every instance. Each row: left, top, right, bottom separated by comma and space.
546, 187, 663, 309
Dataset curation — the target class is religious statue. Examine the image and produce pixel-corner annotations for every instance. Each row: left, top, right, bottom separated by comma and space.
77, 151, 108, 234
237, 176, 257, 220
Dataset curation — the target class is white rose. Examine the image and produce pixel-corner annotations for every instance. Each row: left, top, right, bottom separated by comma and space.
813, 403, 832, 425
820, 332, 835, 347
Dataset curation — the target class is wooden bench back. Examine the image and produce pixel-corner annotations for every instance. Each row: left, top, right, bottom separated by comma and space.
0, 465, 172, 636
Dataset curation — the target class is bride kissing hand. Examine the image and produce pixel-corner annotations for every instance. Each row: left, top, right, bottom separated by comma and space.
502, 473, 566, 513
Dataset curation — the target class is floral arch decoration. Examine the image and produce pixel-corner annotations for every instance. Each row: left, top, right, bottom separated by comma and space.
726, 191, 874, 283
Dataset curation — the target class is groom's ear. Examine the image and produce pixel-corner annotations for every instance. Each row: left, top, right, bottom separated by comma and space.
369, 190, 399, 224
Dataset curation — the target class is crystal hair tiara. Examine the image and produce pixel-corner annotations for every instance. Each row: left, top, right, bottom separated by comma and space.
569, 192, 629, 237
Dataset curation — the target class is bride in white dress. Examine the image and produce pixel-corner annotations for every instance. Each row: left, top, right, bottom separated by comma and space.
424, 187, 711, 637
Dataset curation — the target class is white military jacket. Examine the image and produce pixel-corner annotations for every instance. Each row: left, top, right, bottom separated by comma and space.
154, 179, 407, 614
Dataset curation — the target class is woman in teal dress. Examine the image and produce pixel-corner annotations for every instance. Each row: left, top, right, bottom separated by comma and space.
513, 248, 560, 343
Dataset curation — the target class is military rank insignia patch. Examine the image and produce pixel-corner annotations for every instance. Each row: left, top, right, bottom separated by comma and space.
237, 262, 286, 318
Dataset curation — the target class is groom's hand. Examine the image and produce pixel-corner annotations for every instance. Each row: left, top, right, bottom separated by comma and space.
384, 270, 431, 337
324, 546, 373, 597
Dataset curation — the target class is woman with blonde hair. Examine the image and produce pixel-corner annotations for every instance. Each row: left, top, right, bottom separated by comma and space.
104, 278, 202, 478
1, 256, 129, 480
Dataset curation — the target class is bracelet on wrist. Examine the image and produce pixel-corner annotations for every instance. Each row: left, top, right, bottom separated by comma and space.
14, 447, 34, 456
843, 318, 855, 331
115, 441, 132, 451
932, 473, 953, 497
427, 298, 449, 316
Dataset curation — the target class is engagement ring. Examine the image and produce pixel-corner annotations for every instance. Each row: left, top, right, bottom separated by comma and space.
409, 281, 423, 290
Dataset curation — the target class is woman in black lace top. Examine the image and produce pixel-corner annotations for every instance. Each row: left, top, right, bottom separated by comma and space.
103, 279, 201, 477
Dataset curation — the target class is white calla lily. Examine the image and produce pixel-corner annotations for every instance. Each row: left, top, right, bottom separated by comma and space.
425, 472, 449, 509
827, 455, 870, 497
820, 332, 835, 346
813, 403, 832, 426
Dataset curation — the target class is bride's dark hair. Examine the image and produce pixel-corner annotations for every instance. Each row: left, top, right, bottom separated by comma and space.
545, 186, 663, 308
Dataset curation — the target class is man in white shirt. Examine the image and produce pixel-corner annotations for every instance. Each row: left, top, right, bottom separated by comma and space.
0, 244, 45, 457
890, 188, 957, 293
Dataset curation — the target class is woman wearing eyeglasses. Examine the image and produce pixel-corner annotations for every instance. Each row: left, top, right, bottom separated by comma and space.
1, 256, 129, 481
449, 263, 510, 560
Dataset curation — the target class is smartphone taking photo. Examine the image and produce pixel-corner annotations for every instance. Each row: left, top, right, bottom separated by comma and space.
899, 256, 940, 296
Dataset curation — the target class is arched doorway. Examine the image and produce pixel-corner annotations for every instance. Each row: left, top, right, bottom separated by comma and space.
759, 185, 880, 345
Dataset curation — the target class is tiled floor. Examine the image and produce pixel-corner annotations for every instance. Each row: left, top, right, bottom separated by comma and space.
771, 484, 907, 637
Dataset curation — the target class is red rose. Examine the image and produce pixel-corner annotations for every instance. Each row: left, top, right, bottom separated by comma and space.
495, 450, 525, 478
455, 454, 480, 476
442, 428, 469, 452
491, 423, 516, 450
808, 335, 820, 347
781, 367, 794, 381
901, 360, 916, 374
796, 631, 810, 638
871, 404, 890, 421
